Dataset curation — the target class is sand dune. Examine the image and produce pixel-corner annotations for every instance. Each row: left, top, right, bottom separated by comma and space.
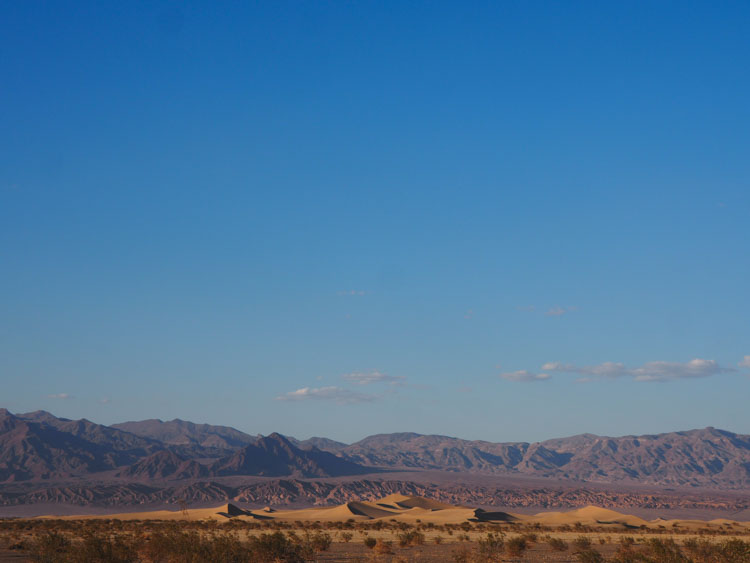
37, 495, 750, 531
524, 505, 651, 528
253, 501, 398, 522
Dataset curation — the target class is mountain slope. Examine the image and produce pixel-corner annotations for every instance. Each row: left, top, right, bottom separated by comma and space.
333, 428, 750, 487
3, 408, 750, 488
112, 419, 255, 452
342, 433, 530, 472
118, 450, 209, 480
0, 410, 162, 482
290, 436, 349, 453
211, 433, 372, 478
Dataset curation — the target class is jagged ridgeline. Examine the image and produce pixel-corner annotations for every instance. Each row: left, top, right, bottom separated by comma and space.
3, 408, 750, 509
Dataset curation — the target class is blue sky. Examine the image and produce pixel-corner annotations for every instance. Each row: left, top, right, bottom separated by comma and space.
1, 1, 749, 443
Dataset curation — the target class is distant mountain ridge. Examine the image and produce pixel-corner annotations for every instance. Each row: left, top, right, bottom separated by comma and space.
0, 409, 161, 481
2, 408, 750, 490
211, 433, 371, 478
336, 427, 750, 488
118, 450, 209, 480
112, 418, 256, 452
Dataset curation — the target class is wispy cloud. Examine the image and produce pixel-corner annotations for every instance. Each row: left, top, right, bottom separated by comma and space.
499, 370, 551, 382
342, 371, 405, 386
47, 393, 74, 400
275, 386, 376, 404
739, 356, 750, 369
545, 306, 577, 317
543, 359, 733, 382
99, 397, 111, 404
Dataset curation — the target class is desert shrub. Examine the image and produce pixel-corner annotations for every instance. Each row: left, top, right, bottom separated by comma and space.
477, 532, 504, 561
144, 529, 256, 563
303, 530, 332, 552
573, 535, 593, 550
143, 529, 194, 562
204, 533, 253, 563
575, 548, 604, 563
434, 535, 443, 544
610, 544, 644, 563
397, 530, 425, 547
373, 539, 392, 555
363, 537, 377, 549
521, 532, 538, 544
248, 531, 305, 563
340, 531, 353, 542
451, 546, 472, 563
645, 538, 689, 563
71, 533, 138, 563
505, 536, 527, 557
31, 531, 71, 563
719, 538, 750, 562
548, 537, 568, 551
682, 537, 714, 561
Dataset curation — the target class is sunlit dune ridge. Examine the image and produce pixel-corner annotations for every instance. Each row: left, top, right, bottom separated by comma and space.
38, 494, 750, 531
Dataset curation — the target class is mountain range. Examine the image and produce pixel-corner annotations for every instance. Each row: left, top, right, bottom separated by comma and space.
2, 408, 750, 491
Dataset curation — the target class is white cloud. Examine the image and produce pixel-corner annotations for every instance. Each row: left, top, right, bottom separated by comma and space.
99, 397, 111, 404
275, 386, 375, 404
499, 370, 551, 382
739, 356, 750, 369
47, 393, 73, 400
543, 359, 733, 382
542, 361, 627, 377
342, 371, 405, 386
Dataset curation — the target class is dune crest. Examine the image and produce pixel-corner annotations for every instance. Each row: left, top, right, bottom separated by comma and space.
37, 495, 750, 530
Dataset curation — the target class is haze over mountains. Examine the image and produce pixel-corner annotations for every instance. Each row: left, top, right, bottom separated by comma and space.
2, 408, 750, 493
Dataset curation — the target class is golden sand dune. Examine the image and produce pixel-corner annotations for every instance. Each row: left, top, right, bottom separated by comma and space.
37, 495, 750, 531
252, 501, 397, 522
524, 505, 650, 528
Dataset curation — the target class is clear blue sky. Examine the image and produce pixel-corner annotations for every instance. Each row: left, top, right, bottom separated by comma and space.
2, 1, 749, 443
